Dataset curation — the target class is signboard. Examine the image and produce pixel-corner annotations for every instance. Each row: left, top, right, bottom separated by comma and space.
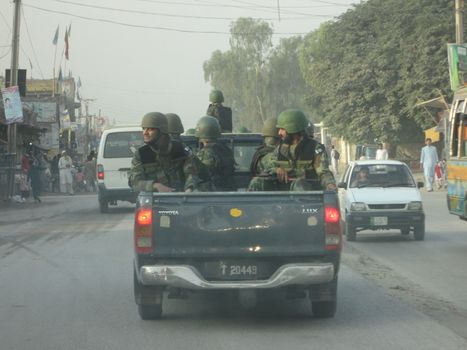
447, 44, 467, 91
24, 101, 57, 123
1, 85, 23, 124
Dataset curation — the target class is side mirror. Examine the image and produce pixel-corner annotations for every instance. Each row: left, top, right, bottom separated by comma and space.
417, 181, 424, 188
337, 182, 347, 189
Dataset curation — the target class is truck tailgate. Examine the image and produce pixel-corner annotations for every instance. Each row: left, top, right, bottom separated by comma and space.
148, 192, 326, 257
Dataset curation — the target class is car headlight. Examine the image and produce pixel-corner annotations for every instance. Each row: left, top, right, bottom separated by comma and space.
408, 201, 423, 210
350, 202, 366, 211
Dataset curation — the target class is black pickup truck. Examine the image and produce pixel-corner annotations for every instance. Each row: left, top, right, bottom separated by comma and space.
133, 133, 342, 319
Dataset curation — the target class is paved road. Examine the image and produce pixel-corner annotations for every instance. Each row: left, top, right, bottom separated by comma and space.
0, 193, 466, 350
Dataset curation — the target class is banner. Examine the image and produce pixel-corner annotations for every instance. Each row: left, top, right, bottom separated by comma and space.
24, 101, 57, 123
447, 43, 467, 91
1, 86, 23, 124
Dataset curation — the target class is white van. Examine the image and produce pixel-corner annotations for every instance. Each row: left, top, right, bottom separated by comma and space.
96, 126, 143, 213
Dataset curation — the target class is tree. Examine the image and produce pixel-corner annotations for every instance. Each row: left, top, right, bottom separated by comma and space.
299, 0, 456, 143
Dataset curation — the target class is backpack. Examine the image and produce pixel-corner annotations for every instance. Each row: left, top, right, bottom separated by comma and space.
333, 149, 340, 160
207, 104, 233, 132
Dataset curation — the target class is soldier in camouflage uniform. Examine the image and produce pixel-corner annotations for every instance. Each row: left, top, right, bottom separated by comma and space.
265, 109, 336, 191
166, 113, 184, 141
206, 90, 232, 132
247, 117, 281, 191
195, 116, 237, 191
129, 112, 208, 192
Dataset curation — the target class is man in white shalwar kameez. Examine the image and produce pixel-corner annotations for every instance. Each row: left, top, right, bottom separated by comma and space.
58, 150, 74, 195
420, 138, 438, 192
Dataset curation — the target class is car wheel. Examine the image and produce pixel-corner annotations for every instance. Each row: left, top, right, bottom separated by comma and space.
345, 222, 356, 241
312, 300, 336, 318
413, 223, 425, 241
400, 227, 410, 235
134, 270, 163, 320
99, 199, 109, 213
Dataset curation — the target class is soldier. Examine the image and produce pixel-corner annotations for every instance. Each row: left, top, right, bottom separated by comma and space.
247, 117, 280, 191
265, 109, 336, 191
195, 116, 237, 191
129, 112, 207, 192
166, 113, 184, 141
206, 90, 232, 132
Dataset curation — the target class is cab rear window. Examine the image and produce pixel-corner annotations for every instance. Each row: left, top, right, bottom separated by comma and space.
103, 132, 143, 158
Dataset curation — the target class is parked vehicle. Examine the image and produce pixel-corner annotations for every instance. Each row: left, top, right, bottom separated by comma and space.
446, 87, 467, 220
133, 133, 342, 320
338, 160, 425, 241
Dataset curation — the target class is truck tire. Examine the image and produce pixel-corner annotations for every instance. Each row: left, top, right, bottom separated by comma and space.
134, 270, 163, 320
413, 223, 425, 241
138, 304, 162, 320
99, 198, 109, 213
345, 222, 356, 241
312, 300, 336, 318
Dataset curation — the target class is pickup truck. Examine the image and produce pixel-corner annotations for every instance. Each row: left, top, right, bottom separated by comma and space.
133, 134, 342, 319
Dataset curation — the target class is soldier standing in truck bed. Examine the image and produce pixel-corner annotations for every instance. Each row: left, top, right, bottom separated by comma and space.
206, 90, 232, 133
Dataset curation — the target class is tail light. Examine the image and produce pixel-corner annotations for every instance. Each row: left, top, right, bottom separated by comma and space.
324, 206, 342, 251
134, 207, 153, 254
97, 164, 104, 180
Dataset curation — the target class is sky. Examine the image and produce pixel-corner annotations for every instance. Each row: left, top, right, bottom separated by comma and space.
0, 0, 357, 129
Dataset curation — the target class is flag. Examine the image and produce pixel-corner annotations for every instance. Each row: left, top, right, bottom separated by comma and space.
58, 68, 63, 82
52, 25, 59, 45
28, 58, 33, 70
67, 23, 71, 38
77, 77, 82, 88
64, 28, 69, 60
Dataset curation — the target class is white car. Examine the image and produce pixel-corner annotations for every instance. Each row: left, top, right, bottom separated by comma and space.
337, 160, 425, 241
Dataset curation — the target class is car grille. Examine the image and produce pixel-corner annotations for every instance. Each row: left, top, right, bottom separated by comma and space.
368, 204, 406, 210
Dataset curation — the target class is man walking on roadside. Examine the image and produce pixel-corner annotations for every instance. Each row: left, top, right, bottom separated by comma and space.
420, 138, 438, 192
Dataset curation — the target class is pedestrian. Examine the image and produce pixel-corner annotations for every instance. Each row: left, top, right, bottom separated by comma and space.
83, 154, 97, 192
420, 138, 438, 192
29, 150, 44, 203
330, 145, 340, 176
51, 154, 60, 192
58, 150, 74, 195
19, 169, 30, 202
129, 112, 209, 193
375, 143, 388, 160
434, 161, 445, 190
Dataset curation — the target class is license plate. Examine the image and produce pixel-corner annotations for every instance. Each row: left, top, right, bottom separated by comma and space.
371, 216, 388, 225
203, 261, 263, 280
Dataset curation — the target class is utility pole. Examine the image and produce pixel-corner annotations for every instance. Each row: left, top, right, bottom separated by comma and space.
7, 0, 21, 199
456, 0, 464, 44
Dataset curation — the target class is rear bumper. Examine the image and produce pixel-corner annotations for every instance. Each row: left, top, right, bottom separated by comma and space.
137, 263, 335, 289
97, 183, 137, 202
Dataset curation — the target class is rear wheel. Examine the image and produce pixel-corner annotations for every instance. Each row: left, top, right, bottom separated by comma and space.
99, 198, 109, 213
413, 223, 425, 241
312, 300, 336, 318
345, 222, 356, 241
134, 270, 163, 320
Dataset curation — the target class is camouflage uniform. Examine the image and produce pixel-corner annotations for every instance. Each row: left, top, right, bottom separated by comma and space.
264, 109, 335, 191
248, 117, 280, 191
129, 112, 209, 192
195, 115, 237, 191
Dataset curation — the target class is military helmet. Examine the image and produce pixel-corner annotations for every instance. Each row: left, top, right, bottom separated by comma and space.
262, 117, 279, 137
166, 113, 184, 134
276, 109, 308, 134
209, 90, 224, 103
141, 112, 168, 134
195, 116, 221, 139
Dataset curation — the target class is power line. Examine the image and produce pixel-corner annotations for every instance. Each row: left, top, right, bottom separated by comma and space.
21, 6, 45, 79
22, 4, 310, 35
50, 0, 332, 20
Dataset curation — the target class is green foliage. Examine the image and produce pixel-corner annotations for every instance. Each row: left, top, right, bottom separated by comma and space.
299, 0, 455, 143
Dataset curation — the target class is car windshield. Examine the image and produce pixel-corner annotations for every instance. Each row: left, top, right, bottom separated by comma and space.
350, 164, 415, 188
